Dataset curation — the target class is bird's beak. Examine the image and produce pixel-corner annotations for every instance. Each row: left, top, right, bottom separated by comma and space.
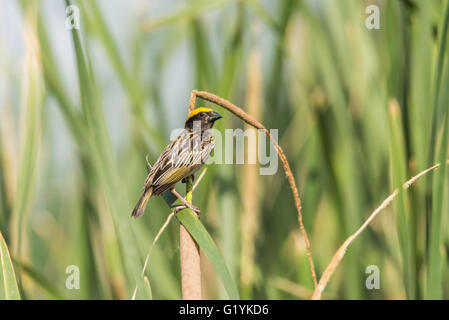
209, 111, 223, 122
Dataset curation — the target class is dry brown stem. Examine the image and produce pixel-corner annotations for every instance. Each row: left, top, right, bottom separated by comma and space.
188, 90, 317, 287
179, 176, 201, 299
311, 162, 445, 300
180, 224, 201, 299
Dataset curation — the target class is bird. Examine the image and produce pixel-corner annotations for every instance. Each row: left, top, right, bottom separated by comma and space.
131, 107, 223, 218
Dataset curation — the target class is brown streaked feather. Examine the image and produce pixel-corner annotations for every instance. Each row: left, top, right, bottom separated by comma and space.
143, 135, 182, 187
143, 130, 215, 195
131, 187, 153, 218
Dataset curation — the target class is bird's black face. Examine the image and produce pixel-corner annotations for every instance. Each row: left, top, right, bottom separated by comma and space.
185, 110, 223, 130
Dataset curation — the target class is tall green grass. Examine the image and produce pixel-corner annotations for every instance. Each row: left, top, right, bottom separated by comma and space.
0, 231, 20, 299
0, 0, 448, 300
426, 0, 449, 300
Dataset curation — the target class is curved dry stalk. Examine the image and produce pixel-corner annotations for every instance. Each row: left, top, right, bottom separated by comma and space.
311, 162, 446, 300
131, 211, 176, 300
189, 90, 265, 129
189, 90, 317, 287
192, 168, 207, 191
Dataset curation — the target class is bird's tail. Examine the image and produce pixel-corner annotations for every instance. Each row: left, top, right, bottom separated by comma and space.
131, 188, 153, 218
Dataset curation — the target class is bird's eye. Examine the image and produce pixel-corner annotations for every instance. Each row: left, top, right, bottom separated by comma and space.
200, 112, 206, 117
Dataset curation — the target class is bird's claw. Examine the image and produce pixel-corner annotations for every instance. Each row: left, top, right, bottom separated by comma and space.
173, 204, 200, 217
190, 205, 200, 217
173, 205, 186, 213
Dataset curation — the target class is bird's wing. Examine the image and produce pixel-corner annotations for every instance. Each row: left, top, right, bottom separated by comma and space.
143, 130, 215, 194
145, 131, 197, 188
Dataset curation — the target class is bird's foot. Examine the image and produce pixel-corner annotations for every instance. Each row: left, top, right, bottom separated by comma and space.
171, 188, 200, 217
173, 205, 200, 217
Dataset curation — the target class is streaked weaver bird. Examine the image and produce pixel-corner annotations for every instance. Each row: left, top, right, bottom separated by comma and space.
132, 107, 223, 218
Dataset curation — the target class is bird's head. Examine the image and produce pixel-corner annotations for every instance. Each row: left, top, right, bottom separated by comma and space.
185, 107, 223, 130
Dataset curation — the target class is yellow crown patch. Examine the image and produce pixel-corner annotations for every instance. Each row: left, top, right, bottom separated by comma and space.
186, 107, 213, 122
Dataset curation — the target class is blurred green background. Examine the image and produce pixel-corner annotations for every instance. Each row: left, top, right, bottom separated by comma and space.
0, 0, 449, 300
